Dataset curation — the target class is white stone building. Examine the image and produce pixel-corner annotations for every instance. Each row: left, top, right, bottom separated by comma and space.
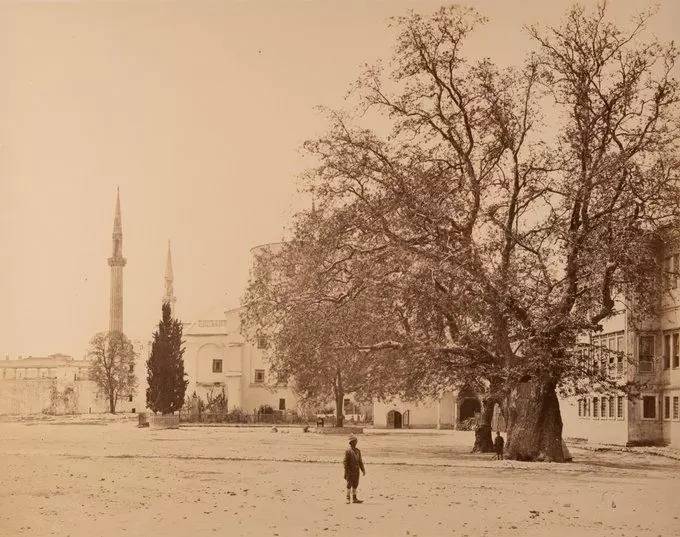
180, 243, 298, 414
373, 390, 483, 429
182, 307, 298, 413
562, 240, 680, 448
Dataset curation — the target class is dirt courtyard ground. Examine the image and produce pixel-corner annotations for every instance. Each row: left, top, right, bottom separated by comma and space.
1, 418, 678, 537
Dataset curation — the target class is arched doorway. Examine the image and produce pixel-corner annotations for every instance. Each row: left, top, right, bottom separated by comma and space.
459, 398, 481, 421
386, 410, 402, 429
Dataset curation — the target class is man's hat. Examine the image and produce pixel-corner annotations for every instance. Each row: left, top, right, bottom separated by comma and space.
348, 435, 358, 443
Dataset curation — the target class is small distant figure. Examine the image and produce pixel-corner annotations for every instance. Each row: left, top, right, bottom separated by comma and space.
343, 435, 366, 504
493, 431, 505, 460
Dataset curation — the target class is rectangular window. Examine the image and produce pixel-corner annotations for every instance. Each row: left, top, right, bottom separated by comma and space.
664, 396, 671, 420
212, 359, 223, 373
593, 397, 599, 418
617, 396, 624, 419
608, 396, 614, 418
585, 398, 590, 417
642, 396, 656, 419
578, 399, 583, 417
254, 369, 265, 383
279, 398, 286, 411
673, 396, 679, 420
664, 334, 671, 370
601, 397, 607, 419
128, 394, 133, 402
639, 336, 654, 372
607, 338, 615, 374
674, 334, 679, 369
257, 336, 268, 349
616, 336, 624, 374
664, 256, 673, 289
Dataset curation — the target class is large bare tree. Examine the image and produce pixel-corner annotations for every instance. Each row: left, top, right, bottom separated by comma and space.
300, 3, 679, 460
88, 331, 137, 414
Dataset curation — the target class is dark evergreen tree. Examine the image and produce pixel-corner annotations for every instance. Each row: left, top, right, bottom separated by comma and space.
146, 302, 188, 414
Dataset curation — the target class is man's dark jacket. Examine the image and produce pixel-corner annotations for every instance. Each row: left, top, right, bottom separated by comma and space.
343, 446, 365, 481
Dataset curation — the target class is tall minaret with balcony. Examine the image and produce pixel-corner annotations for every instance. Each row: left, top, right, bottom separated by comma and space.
108, 188, 127, 333
163, 240, 176, 310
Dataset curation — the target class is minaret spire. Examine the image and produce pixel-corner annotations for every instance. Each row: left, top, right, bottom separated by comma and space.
108, 188, 127, 333
113, 186, 122, 235
163, 240, 176, 309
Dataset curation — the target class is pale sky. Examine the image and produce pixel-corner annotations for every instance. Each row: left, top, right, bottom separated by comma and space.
1, 0, 678, 359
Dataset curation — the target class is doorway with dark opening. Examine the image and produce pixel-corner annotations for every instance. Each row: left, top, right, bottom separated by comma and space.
459, 398, 481, 421
386, 409, 402, 429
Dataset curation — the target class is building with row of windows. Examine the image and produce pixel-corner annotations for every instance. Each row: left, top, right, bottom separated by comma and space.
562, 243, 680, 448
373, 241, 680, 448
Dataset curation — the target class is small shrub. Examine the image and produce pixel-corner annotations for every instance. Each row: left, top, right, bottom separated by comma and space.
205, 388, 229, 421
258, 404, 274, 415
182, 392, 206, 422
458, 417, 477, 431
226, 407, 249, 423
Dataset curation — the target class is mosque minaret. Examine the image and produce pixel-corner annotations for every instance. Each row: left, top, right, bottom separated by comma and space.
108, 188, 126, 333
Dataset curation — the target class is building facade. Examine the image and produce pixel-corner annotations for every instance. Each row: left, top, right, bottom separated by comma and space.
181, 243, 299, 414
373, 389, 486, 429
182, 308, 297, 413
0, 353, 139, 415
562, 242, 680, 448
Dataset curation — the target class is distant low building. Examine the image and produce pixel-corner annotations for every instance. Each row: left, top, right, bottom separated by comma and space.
0, 353, 138, 415
373, 389, 487, 430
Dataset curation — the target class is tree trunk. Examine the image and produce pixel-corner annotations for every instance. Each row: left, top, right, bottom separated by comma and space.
334, 370, 344, 428
335, 392, 345, 428
109, 393, 116, 414
472, 398, 495, 453
505, 377, 565, 462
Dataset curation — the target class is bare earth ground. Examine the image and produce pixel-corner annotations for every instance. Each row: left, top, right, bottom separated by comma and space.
1, 418, 679, 537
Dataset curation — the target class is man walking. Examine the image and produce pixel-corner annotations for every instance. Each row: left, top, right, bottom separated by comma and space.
343, 435, 366, 504
493, 430, 505, 460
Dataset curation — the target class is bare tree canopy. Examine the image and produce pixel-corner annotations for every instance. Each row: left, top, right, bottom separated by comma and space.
244, 2, 679, 460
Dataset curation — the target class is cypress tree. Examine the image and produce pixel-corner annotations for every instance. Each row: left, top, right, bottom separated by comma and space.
146, 302, 188, 414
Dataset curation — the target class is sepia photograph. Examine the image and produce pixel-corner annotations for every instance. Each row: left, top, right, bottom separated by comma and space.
1, 1, 679, 536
